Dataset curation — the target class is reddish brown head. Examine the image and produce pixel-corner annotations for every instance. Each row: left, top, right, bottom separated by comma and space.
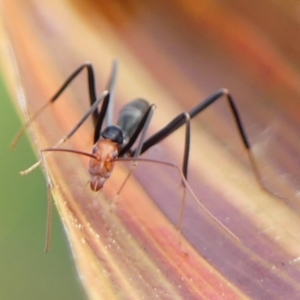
89, 139, 119, 191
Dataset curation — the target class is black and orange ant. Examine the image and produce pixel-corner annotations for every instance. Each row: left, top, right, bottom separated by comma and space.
12, 61, 270, 250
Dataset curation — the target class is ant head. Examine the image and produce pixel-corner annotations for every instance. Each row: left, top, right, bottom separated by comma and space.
89, 139, 119, 191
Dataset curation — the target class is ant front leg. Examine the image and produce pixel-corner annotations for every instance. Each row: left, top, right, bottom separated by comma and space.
19, 91, 109, 176
177, 112, 192, 232
11, 63, 99, 150
16, 61, 118, 174
13, 61, 117, 252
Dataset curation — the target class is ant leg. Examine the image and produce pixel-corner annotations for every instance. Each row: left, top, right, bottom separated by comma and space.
116, 103, 156, 195
133, 104, 157, 159
29, 74, 113, 250
177, 113, 191, 233
118, 100, 156, 156
137, 88, 280, 199
104, 60, 118, 128
37, 86, 108, 251
93, 61, 118, 143
138, 89, 250, 156
39, 151, 54, 252
20, 91, 109, 175
116, 157, 239, 242
11, 63, 100, 150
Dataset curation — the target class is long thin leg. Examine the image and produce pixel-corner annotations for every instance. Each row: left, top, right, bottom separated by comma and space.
135, 89, 250, 174
182, 113, 191, 179
20, 91, 109, 175
105, 60, 119, 127
49, 63, 99, 123
40, 151, 54, 252
93, 61, 119, 143
170, 112, 191, 234
56, 91, 109, 144
119, 103, 156, 157
132, 88, 284, 199
116, 104, 156, 194
138, 89, 249, 154
11, 63, 100, 150
133, 104, 156, 158
26, 89, 108, 250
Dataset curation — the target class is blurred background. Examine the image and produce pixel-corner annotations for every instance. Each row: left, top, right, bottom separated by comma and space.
1, 0, 300, 299
0, 78, 85, 298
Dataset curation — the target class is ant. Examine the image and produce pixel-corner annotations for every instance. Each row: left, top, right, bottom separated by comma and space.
12, 60, 270, 251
